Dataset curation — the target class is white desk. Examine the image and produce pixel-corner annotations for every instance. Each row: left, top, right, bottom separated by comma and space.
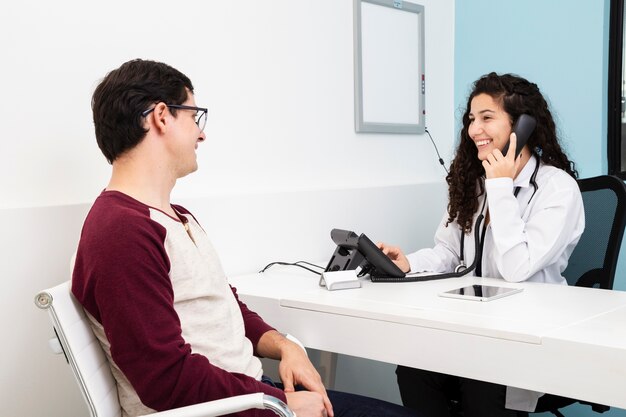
229, 269, 626, 409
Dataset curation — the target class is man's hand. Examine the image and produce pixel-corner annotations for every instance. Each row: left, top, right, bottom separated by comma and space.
285, 391, 327, 417
377, 242, 410, 273
278, 340, 333, 417
257, 331, 333, 417
482, 132, 521, 179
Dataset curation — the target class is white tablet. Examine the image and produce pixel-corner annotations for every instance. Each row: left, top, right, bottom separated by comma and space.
439, 285, 523, 302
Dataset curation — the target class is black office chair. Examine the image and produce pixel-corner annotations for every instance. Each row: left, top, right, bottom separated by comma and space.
532, 174, 626, 417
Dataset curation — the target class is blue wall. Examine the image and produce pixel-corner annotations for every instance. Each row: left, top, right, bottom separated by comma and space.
455, 0, 608, 177
455, 1, 624, 415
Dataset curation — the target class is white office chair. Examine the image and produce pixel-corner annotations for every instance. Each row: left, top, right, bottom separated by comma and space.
35, 281, 295, 417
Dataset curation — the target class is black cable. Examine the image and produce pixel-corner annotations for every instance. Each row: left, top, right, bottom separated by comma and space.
425, 128, 449, 174
259, 261, 323, 275
295, 261, 325, 270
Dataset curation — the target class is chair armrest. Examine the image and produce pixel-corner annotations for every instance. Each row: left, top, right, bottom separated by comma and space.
141, 393, 294, 417
48, 337, 63, 354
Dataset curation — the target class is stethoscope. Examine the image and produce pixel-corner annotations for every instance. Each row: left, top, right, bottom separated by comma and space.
454, 153, 541, 275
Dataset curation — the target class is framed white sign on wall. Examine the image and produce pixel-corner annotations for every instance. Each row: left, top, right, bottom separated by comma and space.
354, 0, 425, 134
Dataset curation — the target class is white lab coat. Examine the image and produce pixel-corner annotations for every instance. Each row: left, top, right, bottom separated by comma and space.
406, 156, 585, 411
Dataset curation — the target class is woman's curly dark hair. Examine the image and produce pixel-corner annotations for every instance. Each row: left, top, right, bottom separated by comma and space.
447, 72, 577, 233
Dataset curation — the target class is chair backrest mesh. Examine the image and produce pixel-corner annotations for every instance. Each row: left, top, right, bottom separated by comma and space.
45, 281, 121, 417
562, 176, 626, 289
563, 189, 615, 285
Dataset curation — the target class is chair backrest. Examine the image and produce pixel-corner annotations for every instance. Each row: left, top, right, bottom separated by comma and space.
562, 175, 626, 289
35, 281, 121, 417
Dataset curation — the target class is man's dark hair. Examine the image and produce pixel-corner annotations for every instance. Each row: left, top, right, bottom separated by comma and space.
92, 59, 194, 163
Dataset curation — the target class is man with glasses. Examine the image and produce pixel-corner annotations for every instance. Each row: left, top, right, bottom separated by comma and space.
72, 59, 421, 417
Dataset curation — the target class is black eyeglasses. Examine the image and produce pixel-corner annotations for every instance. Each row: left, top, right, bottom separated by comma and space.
142, 104, 208, 132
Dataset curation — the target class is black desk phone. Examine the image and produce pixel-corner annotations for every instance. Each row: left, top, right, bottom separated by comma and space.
324, 229, 405, 280
324, 229, 480, 283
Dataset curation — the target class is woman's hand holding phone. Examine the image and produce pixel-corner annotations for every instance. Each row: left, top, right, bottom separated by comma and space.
483, 114, 536, 179
482, 132, 522, 179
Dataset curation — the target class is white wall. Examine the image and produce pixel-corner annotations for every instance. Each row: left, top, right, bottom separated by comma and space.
1, 0, 454, 208
0, 0, 454, 415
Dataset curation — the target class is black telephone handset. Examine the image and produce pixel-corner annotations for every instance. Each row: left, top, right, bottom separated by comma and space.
501, 114, 537, 158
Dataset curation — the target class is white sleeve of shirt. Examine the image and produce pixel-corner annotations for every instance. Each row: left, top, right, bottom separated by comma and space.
486, 174, 584, 283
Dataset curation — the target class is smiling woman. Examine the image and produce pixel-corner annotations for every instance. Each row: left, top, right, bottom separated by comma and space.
377, 72, 585, 416
445, 73, 578, 235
